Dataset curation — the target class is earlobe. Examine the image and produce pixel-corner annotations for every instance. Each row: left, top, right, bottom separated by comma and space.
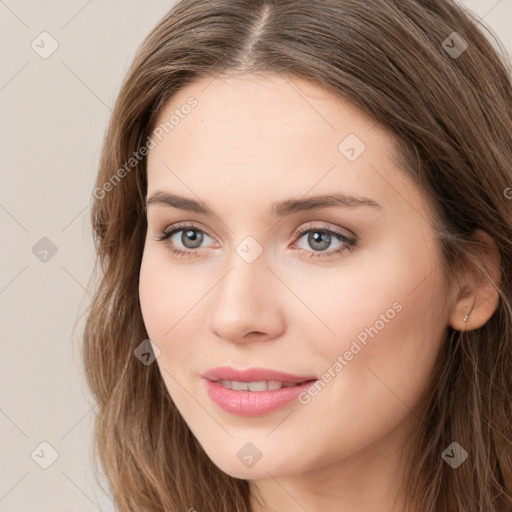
449, 285, 499, 331
448, 229, 502, 332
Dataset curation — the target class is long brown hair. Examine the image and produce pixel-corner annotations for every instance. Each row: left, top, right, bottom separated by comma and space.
82, 1, 512, 510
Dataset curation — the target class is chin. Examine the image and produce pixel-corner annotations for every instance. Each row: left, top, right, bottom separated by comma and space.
202, 443, 297, 480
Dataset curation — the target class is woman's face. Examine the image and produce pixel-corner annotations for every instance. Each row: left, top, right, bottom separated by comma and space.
139, 73, 453, 481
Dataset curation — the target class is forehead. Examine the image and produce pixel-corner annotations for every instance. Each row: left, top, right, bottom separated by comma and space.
145, 73, 426, 221
149, 73, 388, 160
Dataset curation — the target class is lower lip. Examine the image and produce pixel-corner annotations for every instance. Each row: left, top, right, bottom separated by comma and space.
203, 378, 317, 416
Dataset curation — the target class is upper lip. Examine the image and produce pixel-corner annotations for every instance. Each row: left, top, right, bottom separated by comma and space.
201, 366, 318, 383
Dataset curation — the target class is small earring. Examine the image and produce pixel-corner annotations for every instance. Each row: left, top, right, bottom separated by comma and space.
463, 301, 475, 323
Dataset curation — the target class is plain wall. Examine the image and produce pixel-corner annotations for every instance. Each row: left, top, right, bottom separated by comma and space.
1, 1, 511, 510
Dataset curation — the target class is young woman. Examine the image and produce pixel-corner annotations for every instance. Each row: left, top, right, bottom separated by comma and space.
83, 1, 512, 511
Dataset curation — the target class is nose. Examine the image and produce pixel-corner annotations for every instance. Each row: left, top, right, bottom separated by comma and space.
206, 252, 285, 344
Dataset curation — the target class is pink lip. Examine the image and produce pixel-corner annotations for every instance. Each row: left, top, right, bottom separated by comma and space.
201, 366, 318, 416
201, 366, 317, 383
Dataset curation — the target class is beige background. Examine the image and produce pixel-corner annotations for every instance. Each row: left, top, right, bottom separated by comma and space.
1, 1, 511, 510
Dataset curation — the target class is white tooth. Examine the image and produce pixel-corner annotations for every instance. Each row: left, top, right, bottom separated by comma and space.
218, 380, 293, 391
248, 381, 268, 391
267, 380, 283, 391
232, 380, 249, 391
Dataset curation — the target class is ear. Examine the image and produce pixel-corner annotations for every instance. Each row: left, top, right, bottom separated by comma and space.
448, 229, 502, 331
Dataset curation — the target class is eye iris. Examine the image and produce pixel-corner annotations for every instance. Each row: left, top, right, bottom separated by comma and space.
182, 229, 203, 249
308, 231, 331, 251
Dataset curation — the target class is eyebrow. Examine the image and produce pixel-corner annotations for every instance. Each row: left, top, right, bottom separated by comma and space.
145, 191, 382, 217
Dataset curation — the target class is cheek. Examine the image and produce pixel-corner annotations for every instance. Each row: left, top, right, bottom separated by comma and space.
138, 246, 186, 354
324, 249, 444, 409
138, 248, 213, 437
281, 248, 446, 463
139, 249, 165, 338
297, 233, 446, 392
139, 244, 192, 334
138, 246, 204, 373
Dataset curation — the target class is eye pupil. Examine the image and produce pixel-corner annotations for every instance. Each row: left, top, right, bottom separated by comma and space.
182, 229, 203, 249
308, 231, 331, 251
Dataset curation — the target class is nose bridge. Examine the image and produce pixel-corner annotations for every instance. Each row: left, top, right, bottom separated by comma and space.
218, 248, 270, 315
206, 245, 283, 342
219, 230, 271, 302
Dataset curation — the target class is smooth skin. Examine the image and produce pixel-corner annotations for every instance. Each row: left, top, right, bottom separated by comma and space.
138, 73, 501, 512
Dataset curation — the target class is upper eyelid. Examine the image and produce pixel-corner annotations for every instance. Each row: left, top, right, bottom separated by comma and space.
162, 221, 214, 238
294, 222, 354, 237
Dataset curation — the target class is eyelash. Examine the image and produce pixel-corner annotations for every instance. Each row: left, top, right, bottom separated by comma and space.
153, 222, 357, 259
